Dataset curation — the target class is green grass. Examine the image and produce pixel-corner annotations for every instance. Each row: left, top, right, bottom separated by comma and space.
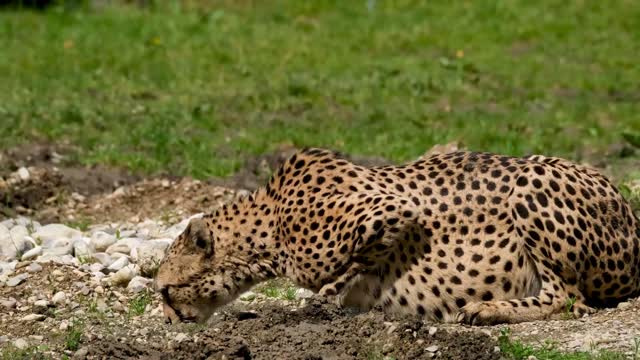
0, 1, 638, 178
563, 296, 577, 320
128, 289, 152, 317
0, 345, 50, 360
255, 279, 298, 300
63, 321, 83, 352
498, 328, 633, 360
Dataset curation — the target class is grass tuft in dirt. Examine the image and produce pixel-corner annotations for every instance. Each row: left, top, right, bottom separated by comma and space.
0, 345, 50, 360
128, 289, 153, 317
498, 328, 630, 360
63, 321, 83, 352
255, 279, 298, 301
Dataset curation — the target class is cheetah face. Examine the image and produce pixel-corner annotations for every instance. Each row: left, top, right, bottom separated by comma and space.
154, 218, 254, 324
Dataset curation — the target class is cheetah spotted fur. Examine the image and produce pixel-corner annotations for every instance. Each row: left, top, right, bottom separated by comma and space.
155, 148, 640, 325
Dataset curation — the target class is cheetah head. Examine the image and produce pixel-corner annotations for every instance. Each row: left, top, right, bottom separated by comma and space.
154, 201, 277, 324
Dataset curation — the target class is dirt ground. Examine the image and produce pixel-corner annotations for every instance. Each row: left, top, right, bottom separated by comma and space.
2, 143, 640, 359
0, 263, 501, 360
0, 143, 393, 225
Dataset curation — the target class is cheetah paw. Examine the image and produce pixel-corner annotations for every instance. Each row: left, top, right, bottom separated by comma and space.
571, 303, 596, 318
456, 302, 511, 326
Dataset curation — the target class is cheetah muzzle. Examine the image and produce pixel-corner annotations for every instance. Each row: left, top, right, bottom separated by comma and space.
155, 148, 640, 325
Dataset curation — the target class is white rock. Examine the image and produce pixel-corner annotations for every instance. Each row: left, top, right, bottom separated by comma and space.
0, 219, 15, 230
161, 217, 195, 239
90, 231, 117, 252
20, 313, 45, 321
174, 333, 188, 342
73, 237, 95, 258
36, 254, 77, 266
96, 298, 109, 313
92, 272, 106, 280
32, 224, 82, 244
295, 288, 315, 299
110, 264, 139, 285
425, 345, 439, 353
106, 237, 143, 255
13, 338, 29, 350
107, 256, 129, 272
88, 263, 104, 273
617, 301, 632, 310
240, 291, 256, 301
118, 230, 136, 238
132, 239, 170, 276
113, 301, 125, 312
26, 263, 43, 273
127, 276, 152, 293
92, 253, 113, 267
6, 273, 29, 287
41, 236, 74, 256
110, 252, 128, 260
74, 347, 89, 358
428, 327, 437, 336
17, 167, 30, 180
16, 217, 40, 230
29, 335, 43, 342
21, 246, 43, 261
0, 297, 17, 309
0, 224, 34, 261
33, 299, 49, 308
0, 260, 17, 274
59, 320, 70, 331
52, 291, 67, 305
10, 224, 29, 241
52, 269, 64, 277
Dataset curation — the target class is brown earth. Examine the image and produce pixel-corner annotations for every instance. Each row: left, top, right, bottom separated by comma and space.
83, 299, 501, 360
0, 143, 395, 225
0, 263, 501, 360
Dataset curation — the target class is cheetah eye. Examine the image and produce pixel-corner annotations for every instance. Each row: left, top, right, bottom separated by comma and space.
195, 238, 207, 249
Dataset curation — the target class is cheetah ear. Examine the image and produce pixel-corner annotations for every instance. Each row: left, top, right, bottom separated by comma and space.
185, 218, 214, 256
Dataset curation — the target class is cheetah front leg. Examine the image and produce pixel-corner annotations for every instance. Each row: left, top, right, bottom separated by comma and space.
456, 268, 595, 326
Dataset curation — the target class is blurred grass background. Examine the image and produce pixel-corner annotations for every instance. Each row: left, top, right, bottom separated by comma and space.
0, 0, 638, 178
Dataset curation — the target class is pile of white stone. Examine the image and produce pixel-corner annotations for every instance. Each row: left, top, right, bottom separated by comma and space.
0, 214, 203, 293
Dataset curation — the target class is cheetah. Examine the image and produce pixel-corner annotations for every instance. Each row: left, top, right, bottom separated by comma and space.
155, 148, 640, 325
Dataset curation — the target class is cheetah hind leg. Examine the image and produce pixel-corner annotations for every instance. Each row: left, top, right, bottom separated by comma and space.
456, 274, 595, 325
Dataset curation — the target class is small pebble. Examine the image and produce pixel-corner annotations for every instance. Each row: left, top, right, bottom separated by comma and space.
425, 345, 439, 353
21, 246, 43, 261
174, 333, 188, 342
13, 338, 29, 350
33, 299, 49, 308
52, 291, 67, 305
6, 273, 29, 287
74, 347, 89, 359
617, 302, 631, 310
26, 262, 43, 273
21, 313, 46, 322
0, 298, 17, 309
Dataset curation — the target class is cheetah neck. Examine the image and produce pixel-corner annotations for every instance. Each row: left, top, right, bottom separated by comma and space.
218, 188, 285, 281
